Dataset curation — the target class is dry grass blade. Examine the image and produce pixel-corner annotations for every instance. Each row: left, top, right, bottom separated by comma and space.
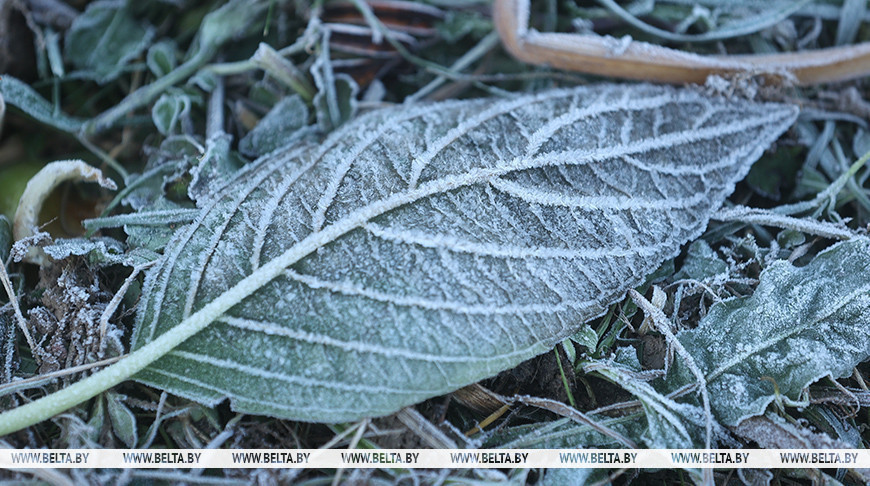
494, 0, 870, 85
0, 355, 123, 397
395, 407, 458, 449
511, 394, 638, 449
628, 288, 713, 451
0, 262, 35, 351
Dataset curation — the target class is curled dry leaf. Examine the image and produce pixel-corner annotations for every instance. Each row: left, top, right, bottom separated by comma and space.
12, 160, 117, 266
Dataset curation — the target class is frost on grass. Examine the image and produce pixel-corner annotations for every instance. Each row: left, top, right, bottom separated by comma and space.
668, 237, 870, 427
27, 258, 118, 374
131, 84, 797, 422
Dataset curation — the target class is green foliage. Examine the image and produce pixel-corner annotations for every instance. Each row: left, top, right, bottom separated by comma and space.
674, 240, 728, 281
1, 0, 870, 483
151, 91, 193, 136
238, 95, 311, 157
0, 76, 83, 133
105, 392, 138, 448
126, 85, 794, 423
146, 40, 178, 79
64, 0, 155, 83
668, 237, 870, 426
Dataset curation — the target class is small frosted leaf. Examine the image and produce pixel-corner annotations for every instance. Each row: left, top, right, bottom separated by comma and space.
238, 95, 312, 158
147, 40, 177, 78
105, 392, 138, 448
132, 84, 798, 422
43, 237, 123, 261
669, 237, 870, 426
674, 240, 728, 281
64, 1, 154, 83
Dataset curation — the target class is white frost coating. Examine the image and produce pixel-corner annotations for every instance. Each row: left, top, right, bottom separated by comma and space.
219, 315, 544, 363
673, 238, 870, 427
489, 177, 708, 209
144, 366, 384, 415
364, 222, 662, 259
0, 85, 799, 432
311, 102, 454, 232
179, 156, 287, 322
129, 85, 795, 422
169, 350, 429, 394
714, 206, 855, 240
284, 268, 596, 314
705, 281, 870, 383
405, 90, 560, 189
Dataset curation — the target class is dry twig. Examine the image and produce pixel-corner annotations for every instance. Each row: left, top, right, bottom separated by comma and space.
494, 0, 870, 85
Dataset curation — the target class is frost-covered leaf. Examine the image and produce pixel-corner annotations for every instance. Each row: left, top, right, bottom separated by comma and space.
152, 91, 192, 136
0, 76, 83, 133
83, 209, 200, 232
776, 229, 806, 249
197, 0, 266, 48
571, 325, 598, 351
119, 137, 200, 212
105, 392, 138, 448
668, 237, 870, 426
132, 84, 797, 422
147, 40, 177, 78
42, 237, 158, 267
312, 51, 359, 132
125, 199, 193, 252
43, 237, 124, 262
592, 348, 731, 449
64, 0, 154, 83
674, 240, 727, 281
238, 95, 313, 158
189, 133, 244, 203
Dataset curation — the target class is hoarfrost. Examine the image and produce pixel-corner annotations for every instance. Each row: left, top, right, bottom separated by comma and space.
669, 238, 870, 426
131, 84, 797, 422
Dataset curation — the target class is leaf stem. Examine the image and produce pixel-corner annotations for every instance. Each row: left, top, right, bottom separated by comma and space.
83, 48, 215, 135
775, 148, 870, 215
0, 216, 327, 435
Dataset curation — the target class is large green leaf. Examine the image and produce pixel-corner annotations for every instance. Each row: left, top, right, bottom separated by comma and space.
669, 237, 870, 426
130, 85, 797, 422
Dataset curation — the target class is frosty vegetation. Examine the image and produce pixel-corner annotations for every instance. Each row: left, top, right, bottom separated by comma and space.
128, 84, 798, 422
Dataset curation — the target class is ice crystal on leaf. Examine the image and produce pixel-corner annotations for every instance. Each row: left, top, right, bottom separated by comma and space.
132, 84, 797, 422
